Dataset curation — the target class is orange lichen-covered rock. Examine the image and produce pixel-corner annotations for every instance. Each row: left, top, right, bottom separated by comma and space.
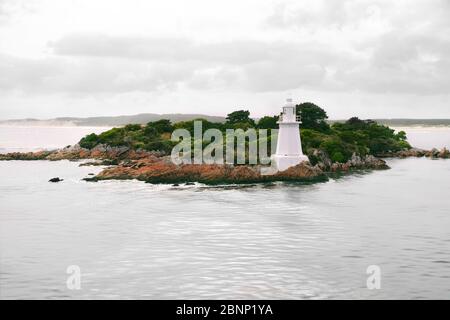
274, 161, 324, 179
87, 159, 327, 184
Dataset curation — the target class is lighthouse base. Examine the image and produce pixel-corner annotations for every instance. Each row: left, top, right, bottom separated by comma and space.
271, 154, 309, 172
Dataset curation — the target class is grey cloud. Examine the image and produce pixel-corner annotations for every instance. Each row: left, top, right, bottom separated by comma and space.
4, 30, 450, 96
0, 0, 12, 22
264, 0, 450, 95
0, 0, 37, 22
187, 67, 243, 91
265, 0, 450, 31
3, 0, 450, 98
49, 34, 331, 66
50, 36, 195, 61
1, 35, 340, 95
337, 31, 450, 94
243, 61, 326, 92
0, 54, 196, 94
266, 1, 352, 29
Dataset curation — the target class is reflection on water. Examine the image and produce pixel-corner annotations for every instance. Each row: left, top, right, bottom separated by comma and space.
0, 158, 449, 299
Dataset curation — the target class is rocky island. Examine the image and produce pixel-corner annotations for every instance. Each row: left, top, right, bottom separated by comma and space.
1, 103, 448, 185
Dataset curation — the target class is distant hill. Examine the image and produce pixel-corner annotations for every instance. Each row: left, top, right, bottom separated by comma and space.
373, 119, 450, 127
1, 114, 450, 127
0, 113, 227, 127
329, 119, 450, 127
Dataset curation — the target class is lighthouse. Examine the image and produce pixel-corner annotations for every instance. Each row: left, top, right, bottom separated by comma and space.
271, 98, 309, 171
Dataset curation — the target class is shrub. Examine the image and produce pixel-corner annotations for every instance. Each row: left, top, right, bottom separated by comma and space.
147, 119, 173, 133
331, 151, 345, 163
257, 116, 279, 129
296, 102, 330, 132
319, 138, 352, 163
124, 124, 142, 131
79, 133, 99, 149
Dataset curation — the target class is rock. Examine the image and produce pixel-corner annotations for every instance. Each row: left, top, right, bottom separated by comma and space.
274, 162, 327, 181
349, 153, 363, 167
82, 177, 98, 182
92, 144, 108, 153
310, 149, 332, 170
172, 183, 180, 186
379, 146, 450, 159
438, 148, 450, 159
409, 148, 426, 157
430, 148, 440, 158
377, 148, 427, 158
0, 150, 54, 160
49, 177, 63, 183
184, 182, 195, 185
330, 163, 341, 172
89, 157, 327, 184
320, 153, 390, 173
79, 161, 104, 167
0, 145, 165, 162
341, 162, 351, 171
363, 155, 390, 169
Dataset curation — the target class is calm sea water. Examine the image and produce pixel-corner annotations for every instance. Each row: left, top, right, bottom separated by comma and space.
0, 126, 110, 154
0, 126, 449, 299
392, 127, 450, 150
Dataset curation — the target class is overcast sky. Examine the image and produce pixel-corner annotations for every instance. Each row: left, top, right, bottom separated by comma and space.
0, 0, 449, 120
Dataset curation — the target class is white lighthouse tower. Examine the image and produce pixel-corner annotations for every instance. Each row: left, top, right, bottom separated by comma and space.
271, 98, 309, 171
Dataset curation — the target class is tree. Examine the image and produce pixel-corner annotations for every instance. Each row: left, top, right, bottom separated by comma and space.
346, 117, 365, 126
173, 118, 223, 135
396, 130, 407, 141
146, 119, 173, 133
345, 117, 376, 129
296, 102, 330, 131
226, 110, 255, 126
257, 116, 279, 129
124, 124, 142, 131
79, 133, 99, 149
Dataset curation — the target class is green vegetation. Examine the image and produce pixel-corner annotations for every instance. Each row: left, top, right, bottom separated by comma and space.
296, 102, 331, 132
257, 115, 279, 129
225, 110, 255, 126
294, 104, 410, 162
79, 120, 176, 153
79, 103, 411, 163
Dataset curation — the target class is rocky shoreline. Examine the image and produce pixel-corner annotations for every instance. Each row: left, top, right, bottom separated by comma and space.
0, 144, 386, 184
1, 144, 448, 185
379, 147, 450, 159
84, 157, 328, 184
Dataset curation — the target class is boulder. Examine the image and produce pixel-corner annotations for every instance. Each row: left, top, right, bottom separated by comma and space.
432, 148, 440, 157
438, 148, 450, 159
274, 162, 326, 180
349, 153, 363, 167
310, 148, 332, 171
